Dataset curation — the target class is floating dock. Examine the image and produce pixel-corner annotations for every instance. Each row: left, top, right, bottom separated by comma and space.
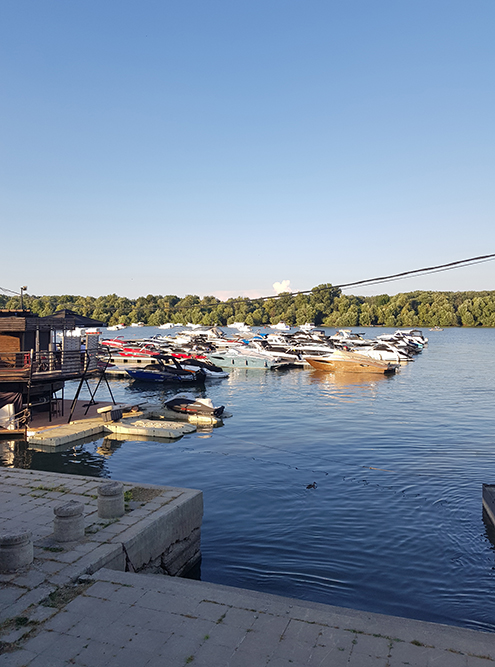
11, 401, 200, 448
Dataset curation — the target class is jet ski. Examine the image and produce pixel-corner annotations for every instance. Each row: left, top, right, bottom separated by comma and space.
164, 393, 225, 417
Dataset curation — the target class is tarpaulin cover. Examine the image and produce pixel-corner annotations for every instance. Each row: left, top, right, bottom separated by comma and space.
0, 391, 23, 414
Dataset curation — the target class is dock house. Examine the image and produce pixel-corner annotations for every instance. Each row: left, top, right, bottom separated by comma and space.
0, 309, 106, 430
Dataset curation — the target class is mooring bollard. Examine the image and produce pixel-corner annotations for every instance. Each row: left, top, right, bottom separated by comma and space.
0, 530, 33, 572
98, 481, 125, 519
53, 501, 85, 542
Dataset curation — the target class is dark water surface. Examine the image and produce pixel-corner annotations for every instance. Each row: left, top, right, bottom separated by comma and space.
2, 327, 495, 632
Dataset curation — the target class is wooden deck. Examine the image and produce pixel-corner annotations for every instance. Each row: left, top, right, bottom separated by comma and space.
0, 400, 115, 440
28, 399, 114, 429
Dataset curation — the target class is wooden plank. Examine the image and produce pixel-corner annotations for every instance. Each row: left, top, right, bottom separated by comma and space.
0, 335, 21, 352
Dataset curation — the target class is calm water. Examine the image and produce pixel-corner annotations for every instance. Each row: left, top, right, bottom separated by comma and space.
2, 327, 495, 632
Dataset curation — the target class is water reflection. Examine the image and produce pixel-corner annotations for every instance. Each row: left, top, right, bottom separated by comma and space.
4, 439, 111, 478
307, 369, 393, 402
308, 369, 394, 387
0, 439, 32, 468
97, 436, 125, 458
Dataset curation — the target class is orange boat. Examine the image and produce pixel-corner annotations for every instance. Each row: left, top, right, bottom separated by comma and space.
305, 349, 398, 375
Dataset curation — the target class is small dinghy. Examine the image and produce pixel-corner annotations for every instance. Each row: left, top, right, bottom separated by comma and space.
165, 393, 225, 417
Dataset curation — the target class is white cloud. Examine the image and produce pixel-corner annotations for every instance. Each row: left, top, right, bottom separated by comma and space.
273, 280, 291, 294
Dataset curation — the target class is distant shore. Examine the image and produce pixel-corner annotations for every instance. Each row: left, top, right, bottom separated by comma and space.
2, 286, 494, 328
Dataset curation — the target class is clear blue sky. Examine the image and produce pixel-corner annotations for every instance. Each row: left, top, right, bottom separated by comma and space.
1, 0, 494, 300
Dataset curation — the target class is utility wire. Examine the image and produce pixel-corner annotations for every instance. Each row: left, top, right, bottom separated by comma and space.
1, 253, 493, 305
0, 286, 22, 296
211, 253, 495, 307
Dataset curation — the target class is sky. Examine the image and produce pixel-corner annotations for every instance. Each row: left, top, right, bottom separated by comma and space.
1, 0, 494, 300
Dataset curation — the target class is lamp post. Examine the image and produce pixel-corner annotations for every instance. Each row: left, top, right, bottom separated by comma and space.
20, 286, 27, 310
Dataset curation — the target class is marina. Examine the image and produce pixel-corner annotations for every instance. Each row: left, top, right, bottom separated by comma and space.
2, 324, 495, 635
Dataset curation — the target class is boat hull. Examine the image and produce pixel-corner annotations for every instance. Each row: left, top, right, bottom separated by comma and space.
306, 352, 397, 374
126, 368, 204, 383
206, 352, 287, 369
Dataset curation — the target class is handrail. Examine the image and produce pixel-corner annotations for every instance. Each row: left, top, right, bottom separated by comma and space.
0, 349, 98, 376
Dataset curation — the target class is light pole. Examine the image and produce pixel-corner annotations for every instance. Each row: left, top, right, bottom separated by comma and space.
20, 286, 27, 310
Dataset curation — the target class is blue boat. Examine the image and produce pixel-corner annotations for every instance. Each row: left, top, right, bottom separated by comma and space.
126, 358, 205, 384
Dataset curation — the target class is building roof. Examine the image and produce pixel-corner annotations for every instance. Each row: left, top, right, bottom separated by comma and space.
42, 309, 107, 327
0, 309, 106, 332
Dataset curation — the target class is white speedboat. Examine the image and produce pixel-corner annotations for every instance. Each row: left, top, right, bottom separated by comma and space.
206, 347, 291, 369
230, 322, 252, 333
270, 322, 291, 331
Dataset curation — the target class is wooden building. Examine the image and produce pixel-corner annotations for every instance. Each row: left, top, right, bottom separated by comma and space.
0, 309, 106, 429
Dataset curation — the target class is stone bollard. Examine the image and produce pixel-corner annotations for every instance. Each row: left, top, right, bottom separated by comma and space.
53, 501, 85, 542
98, 481, 125, 519
0, 531, 33, 572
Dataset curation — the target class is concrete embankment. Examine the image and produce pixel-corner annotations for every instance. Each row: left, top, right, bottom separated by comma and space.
0, 468, 493, 666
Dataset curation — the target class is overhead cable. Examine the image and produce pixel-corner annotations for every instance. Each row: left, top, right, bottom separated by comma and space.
218, 253, 495, 306
0, 286, 22, 296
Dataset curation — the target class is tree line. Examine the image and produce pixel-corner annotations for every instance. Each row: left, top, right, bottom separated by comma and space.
2, 285, 495, 327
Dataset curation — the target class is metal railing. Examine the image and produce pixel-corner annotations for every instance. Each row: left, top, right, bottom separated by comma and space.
0, 350, 98, 376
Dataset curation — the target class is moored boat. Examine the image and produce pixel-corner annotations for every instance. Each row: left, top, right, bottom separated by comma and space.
306, 349, 398, 374
206, 347, 292, 369
126, 357, 206, 383
165, 393, 225, 417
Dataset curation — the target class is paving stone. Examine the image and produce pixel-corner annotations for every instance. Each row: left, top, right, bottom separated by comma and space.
154, 632, 206, 665
100, 584, 146, 606
351, 632, 392, 658
190, 639, 237, 667
0, 586, 25, 608
348, 651, 390, 666
205, 620, 249, 648
268, 658, 308, 667
28, 632, 88, 661
8, 571, 46, 590
137, 589, 205, 617
194, 599, 231, 622
241, 613, 290, 646
280, 617, 322, 648
83, 580, 120, 600
82, 619, 138, 647
106, 645, 155, 667
118, 604, 166, 630
145, 610, 189, 635
227, 646, 272, 667
37, 559, 64, 575
24, 655, 68, 667
307, 644, 351, 667
118, 627, 170, 654
390, 639, 471, 665
274, 633, 316, 663
0, 648, 38, 667
72, 639, 120, 666
43, 609, 81, 633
